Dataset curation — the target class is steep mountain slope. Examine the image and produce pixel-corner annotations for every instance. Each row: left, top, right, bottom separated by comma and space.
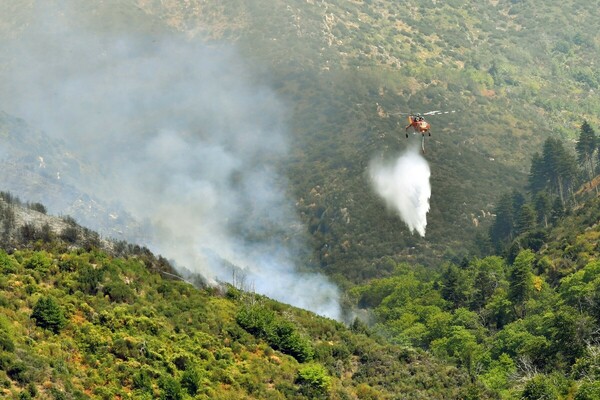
0, 113, 147, 243
0, 1, 597, 289
0, 199, 486, 399
346, 188, 600, 399
139, 0, 600, 159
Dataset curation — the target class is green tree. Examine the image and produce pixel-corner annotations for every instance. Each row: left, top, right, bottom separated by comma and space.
479, 353, 516, 394
541, 137, 578, 205
103, 281, 134, 303
441, 263, 468, 309
544, 307, 592, 365
31, 296, 66, 334
515, 203, 536, 236
534, 191, 552, 228
133, 369, 153, 392
470, 256, 506, 311
521, 374, 558, 400
432, 326, 482, 375
528, 152, 547, 194
576, 121, 597, 191
484, 289, 514, 329
0, 250, 19, 273
508, 250, 534, 317
23, 252, 52, 273
296, 364, 331, 399
268, 320, 314, 362
490, 193, 514, 251
180, 368, 202, 396
77, 264, 104, 295
550, 196, 565, 223
159, 376, 183, 400
575, 382, 600, 400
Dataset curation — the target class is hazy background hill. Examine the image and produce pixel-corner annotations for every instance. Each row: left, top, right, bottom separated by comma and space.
1, 0, 599, 304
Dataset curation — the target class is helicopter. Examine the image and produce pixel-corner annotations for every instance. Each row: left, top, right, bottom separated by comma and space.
405, 113, 431, 137
399, 110, 457, 153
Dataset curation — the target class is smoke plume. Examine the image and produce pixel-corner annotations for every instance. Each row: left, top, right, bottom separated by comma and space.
0, 3, 340, 319
368, 145, 431, 237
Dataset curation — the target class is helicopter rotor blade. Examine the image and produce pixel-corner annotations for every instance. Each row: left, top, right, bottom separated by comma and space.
422, 110, 457, 116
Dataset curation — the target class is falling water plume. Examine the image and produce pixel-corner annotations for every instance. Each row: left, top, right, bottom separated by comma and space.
368, 146, 431, 236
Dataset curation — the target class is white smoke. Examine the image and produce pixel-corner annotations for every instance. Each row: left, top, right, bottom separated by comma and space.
0, 3, 341, 319
368, 145, 431, 237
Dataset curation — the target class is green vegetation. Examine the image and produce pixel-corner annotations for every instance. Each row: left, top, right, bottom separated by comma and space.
2, 161, 598, 398
90, 0, 599, 281
0, 217, 481, 398
347, 128, 600, 398
2, 1, 600, 399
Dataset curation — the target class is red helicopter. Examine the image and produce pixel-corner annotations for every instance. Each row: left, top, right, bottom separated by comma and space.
405, 114, 431, 137
401, 110, 456, 153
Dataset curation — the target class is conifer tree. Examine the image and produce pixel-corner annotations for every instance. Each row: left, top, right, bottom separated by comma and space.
533, 191, 552, 228
508, 249, 534, 317
575, 121, 597, 191
528, 152, 547, 194
541, 137, 578, 205
441, 263, 466, 308
490, 193, 514, 251
515, 203, 536, 236
31, 296, 66, 334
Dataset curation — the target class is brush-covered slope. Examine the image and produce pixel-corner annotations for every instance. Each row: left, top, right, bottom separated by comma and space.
0, 198, 485, 399
139, 0, 600, 158
346, 185, 600, 399
1, 1, 597, 284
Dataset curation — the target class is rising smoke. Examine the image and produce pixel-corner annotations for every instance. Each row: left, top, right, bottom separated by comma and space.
0, 3, 341, 319
368, 145, 431, 237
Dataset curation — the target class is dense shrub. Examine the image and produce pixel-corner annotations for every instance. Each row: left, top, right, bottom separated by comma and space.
0, 329, 15, 352
0, 250, 19, 273
23, 252, 52, 273
521, 375, 558, 400
237, 305, 313, 362
180, 368, 202, 396
103, 281, 134, 303
133, 369, 153, 392
77, 264, 104, 295
159, 376, 183, 400
31, 296, 66, 333
296, 364, 331, 399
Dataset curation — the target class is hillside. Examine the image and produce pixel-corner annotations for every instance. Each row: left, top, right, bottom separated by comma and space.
0, 0, 550, 288
345, 187, 600, 399
0, 197, 483, 399
1, 5, 600, 399
137, 0, 600, 154
1, 182, 599, 399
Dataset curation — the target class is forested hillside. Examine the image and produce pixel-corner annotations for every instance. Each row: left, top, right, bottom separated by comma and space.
2, 0, 599, 282
0, 164, 599, 399
348, 124, 600, 399
135, 0, 600, 278
0, 195, 482, 399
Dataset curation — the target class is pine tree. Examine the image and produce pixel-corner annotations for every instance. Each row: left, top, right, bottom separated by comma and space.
31, 296, 66, 334
550, 196, 565, 224
575, 121, 597, 191
441, 263, 467, 308
490, 193, 515, 251
511, 191, 526, 217
508, 250, 534, 318
541, 137, 578, 205
515, 203, 536, 236
528, 152, 547, 194
534, 191, 552, 228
